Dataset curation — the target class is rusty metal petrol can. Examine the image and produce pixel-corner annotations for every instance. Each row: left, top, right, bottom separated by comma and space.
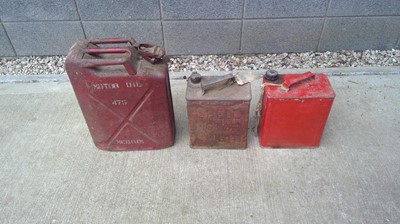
186, 72, 251, 149
258, 71, 335, 148
65, 38, 175, 150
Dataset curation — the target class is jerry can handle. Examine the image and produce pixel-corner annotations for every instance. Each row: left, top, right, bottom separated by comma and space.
281, 72, 315, 91
89, 38, 165, 64
89, 38, 136, 46
81, 48, 137, 75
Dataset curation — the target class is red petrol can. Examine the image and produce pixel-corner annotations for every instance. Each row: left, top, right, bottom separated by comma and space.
186, 72, 251, 149
258, 71, 335, 148
65, 38, 175, 150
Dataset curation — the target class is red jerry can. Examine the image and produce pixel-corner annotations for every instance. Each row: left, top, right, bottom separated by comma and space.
186, 72, 252, 149
65, 38, 175, 150
258, 71, 335, 148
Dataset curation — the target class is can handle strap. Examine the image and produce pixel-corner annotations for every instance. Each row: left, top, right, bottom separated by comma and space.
80, 48, 137, 75
281, 72, 315, 91
135, 43, 165, 63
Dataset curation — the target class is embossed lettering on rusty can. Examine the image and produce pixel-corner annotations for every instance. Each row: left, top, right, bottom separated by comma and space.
186, 72, 251, 149
65, 38, 175, 150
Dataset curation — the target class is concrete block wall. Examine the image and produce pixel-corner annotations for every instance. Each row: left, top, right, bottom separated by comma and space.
1, 0, 400, 56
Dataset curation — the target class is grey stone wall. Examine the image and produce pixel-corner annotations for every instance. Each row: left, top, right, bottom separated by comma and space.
1, 0, 399, 56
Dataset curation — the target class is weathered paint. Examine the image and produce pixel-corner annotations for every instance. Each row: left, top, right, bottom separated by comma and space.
186, 73, 251, 149
258, 72, 335, 148
65, 38, 175, 151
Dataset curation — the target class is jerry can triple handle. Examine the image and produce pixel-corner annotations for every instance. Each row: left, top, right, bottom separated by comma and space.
89, 38, 164, 64
84, 47, 131, 55
81, 48, 137, 75
281, 72, 315, 91
89, 38, 136, 46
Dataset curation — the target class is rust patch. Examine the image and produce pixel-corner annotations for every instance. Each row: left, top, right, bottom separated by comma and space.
186, 73, 251, 149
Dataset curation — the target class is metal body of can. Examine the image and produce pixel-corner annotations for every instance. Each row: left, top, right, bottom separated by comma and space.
258, 72, 335, 148
186, 73, 251, 149
65, 38, 175, 150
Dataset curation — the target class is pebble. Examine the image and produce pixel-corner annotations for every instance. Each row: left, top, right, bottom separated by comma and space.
0, 49, 399, 75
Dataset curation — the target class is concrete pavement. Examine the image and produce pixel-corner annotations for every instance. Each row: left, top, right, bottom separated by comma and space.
0, 71, 399, 223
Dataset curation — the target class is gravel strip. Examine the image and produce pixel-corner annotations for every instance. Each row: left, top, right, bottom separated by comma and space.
1, 49, 399, 75
1, 56, 66, 75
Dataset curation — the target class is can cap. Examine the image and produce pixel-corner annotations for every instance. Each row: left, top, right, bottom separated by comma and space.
265, 70, 279, 81
190, 72, 202, 84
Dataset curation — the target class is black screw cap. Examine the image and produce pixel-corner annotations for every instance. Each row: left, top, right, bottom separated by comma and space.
265, 70, 279, 81
190, 71, 201, 83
